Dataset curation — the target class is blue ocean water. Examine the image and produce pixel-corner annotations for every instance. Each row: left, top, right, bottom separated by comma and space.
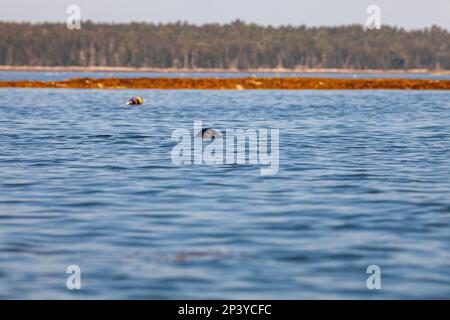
0, 88, 449, 299
1, 71, 450, 81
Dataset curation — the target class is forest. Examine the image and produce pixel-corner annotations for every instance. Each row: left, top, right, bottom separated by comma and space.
0, 21, 449, 70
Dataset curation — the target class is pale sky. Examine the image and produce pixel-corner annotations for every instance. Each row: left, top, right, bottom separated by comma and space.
1, 0, 449, 30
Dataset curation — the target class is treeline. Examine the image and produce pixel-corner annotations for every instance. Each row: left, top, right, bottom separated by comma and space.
1, 21, 449, 70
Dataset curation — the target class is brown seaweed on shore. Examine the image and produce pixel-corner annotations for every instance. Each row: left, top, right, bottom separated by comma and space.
1, 77, 450, 90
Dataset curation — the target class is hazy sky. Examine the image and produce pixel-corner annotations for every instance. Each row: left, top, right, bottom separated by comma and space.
1, 0, 449, 29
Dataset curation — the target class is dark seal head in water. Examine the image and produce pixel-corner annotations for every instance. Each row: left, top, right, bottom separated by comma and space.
196, 128, 222, 139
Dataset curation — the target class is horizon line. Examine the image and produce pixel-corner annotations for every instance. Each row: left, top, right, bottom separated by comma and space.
0, 19, 449, 32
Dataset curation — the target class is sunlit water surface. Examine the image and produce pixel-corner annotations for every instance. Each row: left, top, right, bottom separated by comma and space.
0, 88, 449, 299
1, 71, 450, 81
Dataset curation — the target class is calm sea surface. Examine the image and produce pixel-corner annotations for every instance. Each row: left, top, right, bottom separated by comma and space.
1, 71, 450, 81
0, 88, 449, 299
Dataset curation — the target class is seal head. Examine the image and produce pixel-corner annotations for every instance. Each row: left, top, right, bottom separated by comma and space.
196, 128, 222, 139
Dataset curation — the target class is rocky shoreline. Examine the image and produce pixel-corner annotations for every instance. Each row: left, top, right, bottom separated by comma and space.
1, 77, 450, 90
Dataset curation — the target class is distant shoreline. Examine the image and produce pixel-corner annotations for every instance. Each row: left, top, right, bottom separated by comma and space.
1, 65, 450, 75
1, 77, 450, 90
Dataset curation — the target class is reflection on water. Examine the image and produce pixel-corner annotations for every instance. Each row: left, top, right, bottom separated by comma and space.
0, 89, 449, 299
1, 71, 450, 81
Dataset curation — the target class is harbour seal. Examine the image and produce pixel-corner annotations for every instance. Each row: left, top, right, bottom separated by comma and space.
196, 128, 222, 139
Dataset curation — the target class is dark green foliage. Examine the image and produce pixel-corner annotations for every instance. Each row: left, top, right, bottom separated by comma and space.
0, 21, 449, 69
